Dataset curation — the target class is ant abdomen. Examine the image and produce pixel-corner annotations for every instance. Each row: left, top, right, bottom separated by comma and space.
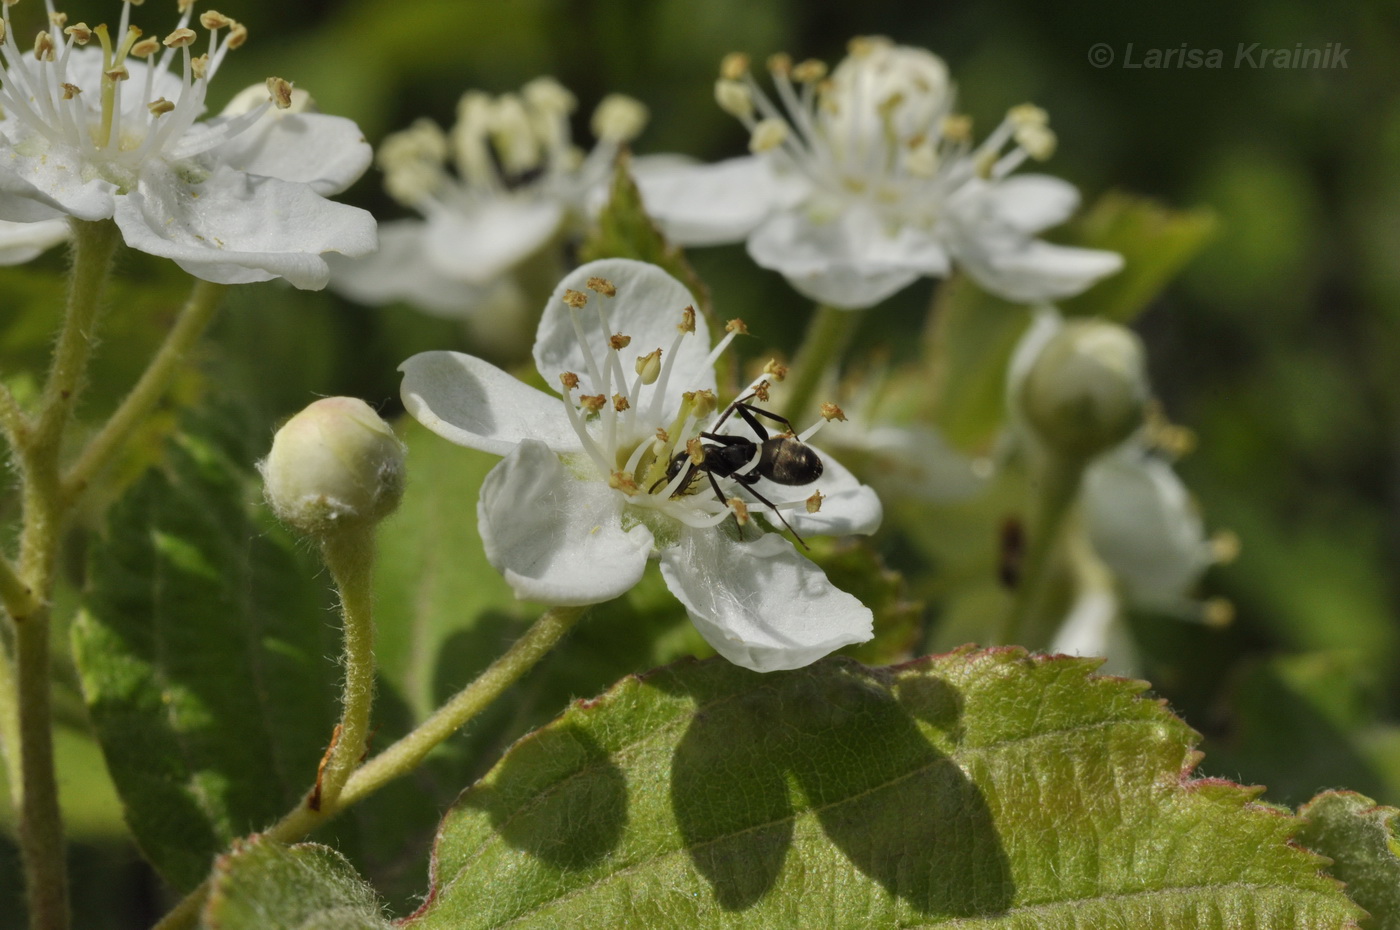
759, 437, 823, 485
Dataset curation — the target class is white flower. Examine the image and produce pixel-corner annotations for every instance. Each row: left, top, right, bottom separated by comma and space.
0, 1, 376, 289
0, 217, 67, 264
399, 258, 882, 672
332, 80, 647, 318
634, 38, 1123, 309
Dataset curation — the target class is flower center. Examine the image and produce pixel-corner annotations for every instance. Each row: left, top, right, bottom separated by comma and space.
713, 38, 1059, 230
0, 0, 276, 187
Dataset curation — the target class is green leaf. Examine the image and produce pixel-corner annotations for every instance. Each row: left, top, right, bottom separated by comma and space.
578, 153, 712, 319
201, 838, 390, 930
1058, 192, 1218, 324
72, 430, 344, 891
1297, 792, 1400, 930
407, 650, 1360, 928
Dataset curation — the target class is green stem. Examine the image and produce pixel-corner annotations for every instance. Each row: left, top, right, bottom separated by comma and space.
997, 452, 1087, 648
12, 218, 119, 930
0, 383, 30, 449
151, 604, 588, 930
779, 304, 860, 423
61, 280, 226, 504
313, 527, 378, 811
0, 642, 23, 812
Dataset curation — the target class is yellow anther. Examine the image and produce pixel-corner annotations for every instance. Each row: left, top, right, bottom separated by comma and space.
190, 53, 208, 79
942, 114, 973, 142
559, 371, 580, 391
655, 427, 670, 444
714, 79, 754, 120
609, 472, 641, 495
63, 23, 91, 44
763, 358, 788, 381
60, 83, 80, 99
267, 77, 293, 110
579, 394, 607, 415
1016, 123, 1056, 161
903, 142, 938, 178
562, 289, 589, 309
1211, 530, 1241, 565
719, 52, 750, 80
178, 0, 194, 13
609, 333, 632, 350
724, 318, 748, 334
689, 390, 717, 419
753, 380, 771, 403
200, 11, 234, 30
34, 30, 55, 61
847, 35, 891, 57
748, 118, 789, 153
130, 36, 159, 57
591, 94, 648, 142
1008, 103, 1049, 128
792, 59, 827, 83
612, 394, 630, 412
587, 276, 617, 297
104, 66, 130, 83
820, 402, 847, 422
767, 52, 792, 76
163, 27, 196, 48
728, 498, 751, 524
679, 305, 696, 333
522, 76, 577, 116
147, 97, 175, 116
686, 438, 705, 466
635, 349, 662, 385
806, 491, 825, 514
48, 11, 66, 26
226, 22, 248, 48
1203, 598, 1234, 629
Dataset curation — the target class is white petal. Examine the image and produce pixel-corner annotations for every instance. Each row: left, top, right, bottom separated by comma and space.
424, 197, 563, 284
533, 258, 714, 415
979, 174, 1081, 234
960, 240, 1124, 303
328, 219, 496, 315
0, 141, 116, 221
1083, 448, 1214, 607
659, 528, 872, 672
211, 112, 372, 196
824, 423, 989, 504
748, 448, 882, 537
399, 350, 582, 456
479, 440, 653, 605
114, 164, 377, 289
0, 218, 68, 265
746, 208, 942, 309
631, 155, 793, 246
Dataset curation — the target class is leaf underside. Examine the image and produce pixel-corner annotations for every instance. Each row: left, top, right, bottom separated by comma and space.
202, 838, 390, 930
407, 649, 1361, 929
1298, 790, 1400, 930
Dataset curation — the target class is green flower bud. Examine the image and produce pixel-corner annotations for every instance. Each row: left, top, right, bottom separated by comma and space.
1020, 319, 1148, 461
260, 397, 406, 537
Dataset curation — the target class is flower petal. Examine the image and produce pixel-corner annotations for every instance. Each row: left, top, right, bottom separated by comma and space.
533, 258, 715, 414
212, 111, 373, 197
115, 164, 377, 289
959, 239, 1125, 303
979, 174, 1081, 234
658, 528, 872, 672
0, 217, 68, 265
424, 197, 563, 284
329, 219, 498, 316
479, 440, 653, 605
746, 208, 940, 309
0, 141, 116, 221
632, 155, 794, 246
399, 350, 582, 456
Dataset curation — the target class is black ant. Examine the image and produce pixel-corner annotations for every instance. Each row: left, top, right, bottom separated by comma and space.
651, 393, 824, 547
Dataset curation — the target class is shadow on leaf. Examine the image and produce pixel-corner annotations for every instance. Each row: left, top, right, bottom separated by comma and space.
663, 659, 1013, 916
461, 724, 628, 871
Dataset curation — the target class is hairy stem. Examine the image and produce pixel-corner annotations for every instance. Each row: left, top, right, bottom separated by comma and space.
152, 604, 589, 930
61, 279, 226, 503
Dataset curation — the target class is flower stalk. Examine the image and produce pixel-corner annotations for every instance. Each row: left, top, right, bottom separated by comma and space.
779, 304, 860, 424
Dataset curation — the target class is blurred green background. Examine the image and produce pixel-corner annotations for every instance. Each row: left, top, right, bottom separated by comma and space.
4, 0, 1400, 922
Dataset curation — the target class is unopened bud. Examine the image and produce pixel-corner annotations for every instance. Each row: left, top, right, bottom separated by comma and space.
1021, 319, 1148, 461
260, 397, 406, 537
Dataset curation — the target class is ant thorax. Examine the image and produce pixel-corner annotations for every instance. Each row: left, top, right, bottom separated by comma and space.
550, 281, 841, 537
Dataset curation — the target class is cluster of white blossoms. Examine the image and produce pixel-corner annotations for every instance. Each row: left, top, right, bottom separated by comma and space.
400, 259, 882, 672
0, 0, 375, 287
332, 79, 648, 319
635, 37, 1123, 309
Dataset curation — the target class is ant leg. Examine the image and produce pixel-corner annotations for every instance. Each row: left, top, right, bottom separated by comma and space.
709, 392, 759, 432
705, 470, 748, 541
651, 461, 691, 496
734, 401, 798, 438
698, 431, 749, 445
736, 478, 810, 550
